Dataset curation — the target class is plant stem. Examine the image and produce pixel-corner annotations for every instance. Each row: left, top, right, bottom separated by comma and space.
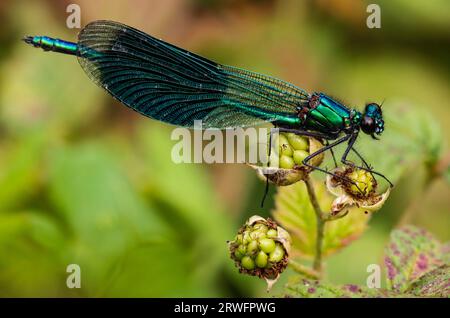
289, 260, 320, 279
304, 175, 325, 274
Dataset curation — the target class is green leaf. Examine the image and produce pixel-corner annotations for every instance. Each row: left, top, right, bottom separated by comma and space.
0, 212, 68, 297
384, 225, 445, 292
284, 277, 400, 298
47, 142, 172, 295
272, 178, 370, 259
0, 213, 28, 244
0, 132, 47, 211
136, 123, 233, 241
135, 123, 238, 282
407, 265, 450, 297
103, 242, 206, 297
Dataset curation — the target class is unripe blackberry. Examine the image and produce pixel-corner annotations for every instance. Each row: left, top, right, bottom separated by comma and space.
250, 132, 324, 186
241, 256, 255, 270
279, 155, 295, 169
334, 167, 377, 199
266, 229, 278, 238
268, 244, 285, 263
247, 240, 259, 256
348, 169, 375, 197
326, 166, 391, 214
278, 134, 292, 154
259, 238, 276, 254
255, 251, 268, 268
286, 133, 308, 151
228, 216, 291, 287
293, 150, 309, 165
268, 132, 311, 169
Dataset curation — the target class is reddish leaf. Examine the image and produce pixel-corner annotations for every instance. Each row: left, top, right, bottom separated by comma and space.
285, 277, 400, 298
384, 226, 445, 292
407, 265, 450, 297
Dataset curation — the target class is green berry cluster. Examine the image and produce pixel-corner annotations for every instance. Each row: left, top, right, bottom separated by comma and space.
269, 133, 310, 169
336, 167, 377, 199
250, 132, 323, 186
348, 169, 375, 197
229, 218, 289, 279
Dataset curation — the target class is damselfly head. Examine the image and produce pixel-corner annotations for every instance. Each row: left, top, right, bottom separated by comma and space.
361, 103, 384, 138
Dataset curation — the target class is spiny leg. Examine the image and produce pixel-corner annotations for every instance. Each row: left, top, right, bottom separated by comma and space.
300, 134, 360, 185
363, 168, 393, 187
341, 136, 394, 187
340, 134, 358, 167
277, 128, 363, 189
351, 147, 372, 170
260, 127, 336, 207
261, 129, 273, 207
348, 149, 394, 187
338, 134, 370, 193
325, 139, 338, 168
350, 146, 376, 182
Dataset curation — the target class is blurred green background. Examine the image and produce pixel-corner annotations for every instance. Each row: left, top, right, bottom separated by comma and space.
0, 0, 448, 297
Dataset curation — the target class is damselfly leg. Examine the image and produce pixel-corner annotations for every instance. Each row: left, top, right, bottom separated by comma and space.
261, 130, 273, 207
261, 127, 336, 207
341, 136, 394, 187
275, 128, 365, 193
325, 139, 338, 168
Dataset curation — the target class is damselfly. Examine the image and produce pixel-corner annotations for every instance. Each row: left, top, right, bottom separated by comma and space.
24, 20, 393, 193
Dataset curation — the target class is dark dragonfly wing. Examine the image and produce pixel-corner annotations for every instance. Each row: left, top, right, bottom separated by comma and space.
77, 20, 309, 129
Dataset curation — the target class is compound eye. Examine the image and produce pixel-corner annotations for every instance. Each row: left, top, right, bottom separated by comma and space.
361, 116, 375, 134
375, 119, 384, 134
366, 103, 381, 113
